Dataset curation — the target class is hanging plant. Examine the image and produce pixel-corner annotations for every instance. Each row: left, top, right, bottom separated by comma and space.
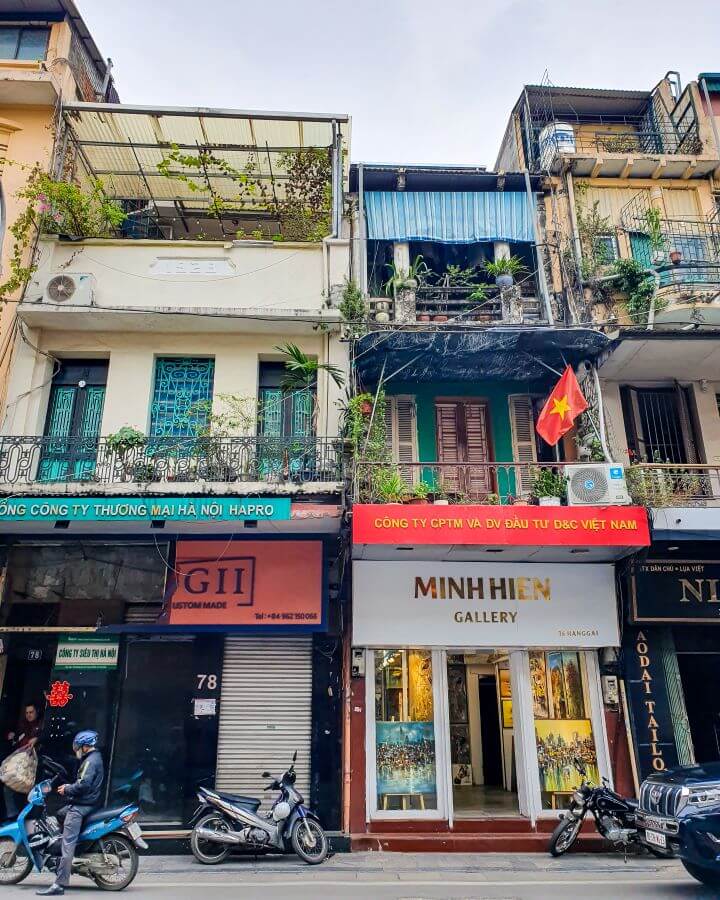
0, 162, 127, 302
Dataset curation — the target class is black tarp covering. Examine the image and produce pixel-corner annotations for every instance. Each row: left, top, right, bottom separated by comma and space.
355, 327, 611, 385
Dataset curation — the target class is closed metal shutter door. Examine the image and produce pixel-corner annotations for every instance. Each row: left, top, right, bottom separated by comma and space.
216, 637, 312, 803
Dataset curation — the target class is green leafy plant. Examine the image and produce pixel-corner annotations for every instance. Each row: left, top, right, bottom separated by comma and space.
643, 207, 665, 253
374, 467, 409, 503
275, 343, 345, 391
468, 284, 488, 304
484, 255, 525, 278
530, 467, 567, 500
611, 258, 663, 322
384, 255, 430, 295
412, 480, 431, 500
339, 279, 366, 322
574, 183, 615, 280
0, 163, 127, 301
443, 264, 477, 287
105, 426, 146, 457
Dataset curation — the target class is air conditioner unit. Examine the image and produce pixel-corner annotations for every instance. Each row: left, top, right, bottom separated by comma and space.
566, 464, 631, 506
43, 273, 95, 306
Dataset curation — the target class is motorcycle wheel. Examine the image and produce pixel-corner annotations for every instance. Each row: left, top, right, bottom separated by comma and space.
0, 838, 32, 885
548, 815, 583, 856
291, 818, 328, 865
92, 834, 139, 891
190, 813, 232, 865
682, 860, 720, 888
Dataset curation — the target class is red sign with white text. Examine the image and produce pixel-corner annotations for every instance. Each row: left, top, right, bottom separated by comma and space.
169, 540, 323, 627
353, 505, 650, 547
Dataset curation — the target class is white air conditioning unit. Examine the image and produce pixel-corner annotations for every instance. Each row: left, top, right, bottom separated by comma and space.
43, 273, 95, 306
566, 464, 631, 506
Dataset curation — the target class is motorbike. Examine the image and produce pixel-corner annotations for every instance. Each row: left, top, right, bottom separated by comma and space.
549, 759, 647, 857
190, 752, 328, 866
0, 757, 147, 890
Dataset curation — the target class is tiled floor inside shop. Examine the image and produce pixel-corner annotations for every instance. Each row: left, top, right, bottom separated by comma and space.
453, 784, 520, 817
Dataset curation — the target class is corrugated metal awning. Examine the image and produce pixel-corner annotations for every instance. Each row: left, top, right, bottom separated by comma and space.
364, 191, 534, 243
61, 103, 349, 213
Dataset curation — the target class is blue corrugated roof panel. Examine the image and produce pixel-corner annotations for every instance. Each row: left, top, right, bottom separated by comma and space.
364, 191, 534, 244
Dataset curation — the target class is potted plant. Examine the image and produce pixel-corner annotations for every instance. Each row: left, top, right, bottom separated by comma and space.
531, 467, 568, 506
105, 426, 147, 480
417, 312, 431, 322
643, 207, 666, 265
485, 492, 500, 505
375, 469, 409, 503
670, 249, 683, 265
484, 256, 525, 289
383, 255, 429, 296
408, 480, 431, 505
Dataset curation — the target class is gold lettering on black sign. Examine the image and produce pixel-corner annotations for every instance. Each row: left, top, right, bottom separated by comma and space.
635, 631, 666, 772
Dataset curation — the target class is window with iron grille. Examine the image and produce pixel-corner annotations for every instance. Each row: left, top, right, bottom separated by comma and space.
0, 27, 50, 61
149, 357, 215, 438
620, 386, 699, 464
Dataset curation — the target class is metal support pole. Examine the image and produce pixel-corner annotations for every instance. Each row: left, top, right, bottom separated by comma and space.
358, 163, 367, 296
330, 121, 340, 238
700, 78, 720, 161
524, 169, 554, 325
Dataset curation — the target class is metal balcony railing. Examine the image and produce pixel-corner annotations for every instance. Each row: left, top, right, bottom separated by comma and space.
0, 436, 345, 487
354, 461, 720, 507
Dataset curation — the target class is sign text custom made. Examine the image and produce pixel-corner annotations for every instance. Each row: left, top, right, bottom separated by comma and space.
353, 504, 650, 547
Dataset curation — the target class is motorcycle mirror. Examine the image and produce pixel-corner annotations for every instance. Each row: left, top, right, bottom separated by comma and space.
261, 771, 272, 779
292, 750, 297, 763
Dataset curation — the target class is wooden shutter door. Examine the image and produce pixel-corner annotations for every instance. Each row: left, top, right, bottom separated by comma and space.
436, 402, 462, 495
385, 395, 418, 486
463, 402, 492, 496
509, 395, 538, 497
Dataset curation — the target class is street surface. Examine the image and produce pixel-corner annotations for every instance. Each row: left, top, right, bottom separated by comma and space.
4, 851, 719, 898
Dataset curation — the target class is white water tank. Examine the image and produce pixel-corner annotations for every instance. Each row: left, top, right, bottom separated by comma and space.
538, 122, 576, 170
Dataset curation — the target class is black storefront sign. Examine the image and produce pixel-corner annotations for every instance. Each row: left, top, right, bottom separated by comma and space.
622, 626, 678, 780
632, 560, 720, 623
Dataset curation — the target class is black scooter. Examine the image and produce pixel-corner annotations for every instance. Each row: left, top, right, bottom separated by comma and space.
548, 759, 648, 856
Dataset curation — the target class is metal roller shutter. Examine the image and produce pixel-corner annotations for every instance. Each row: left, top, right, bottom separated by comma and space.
215, 637, 312, 805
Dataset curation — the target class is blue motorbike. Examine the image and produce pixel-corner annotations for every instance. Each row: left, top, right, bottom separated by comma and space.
0, 758, 147, 890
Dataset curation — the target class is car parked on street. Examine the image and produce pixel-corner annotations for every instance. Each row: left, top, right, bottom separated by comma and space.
637, 763, 720, 888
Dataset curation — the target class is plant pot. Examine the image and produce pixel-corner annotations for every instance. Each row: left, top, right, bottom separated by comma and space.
417, 314, 431, 322
375, 311, 390, 323
512, 498, 530, 505
538, 496, 562, 506
433, 498, 449, 505
670, 250, 682, 265
433, 314, 449, 322
495, 274, 514, 289
407, 497, 429, 505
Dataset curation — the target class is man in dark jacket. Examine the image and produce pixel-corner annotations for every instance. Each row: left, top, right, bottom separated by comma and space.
37, 730, 104, 896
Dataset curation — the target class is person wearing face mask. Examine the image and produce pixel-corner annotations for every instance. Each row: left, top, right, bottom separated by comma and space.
36, 731, 104, 897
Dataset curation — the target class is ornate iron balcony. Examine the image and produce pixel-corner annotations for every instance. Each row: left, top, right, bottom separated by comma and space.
0, 436, 345, 487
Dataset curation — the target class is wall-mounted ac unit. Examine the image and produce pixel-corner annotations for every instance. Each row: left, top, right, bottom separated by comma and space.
43, 273, 95, 306
566, 464, 631, 506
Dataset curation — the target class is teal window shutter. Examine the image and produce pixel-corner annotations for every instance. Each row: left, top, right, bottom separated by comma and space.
150, 357, 215, 438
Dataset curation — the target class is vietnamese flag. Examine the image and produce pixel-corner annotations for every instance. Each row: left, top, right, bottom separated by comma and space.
535, 365, 588, 446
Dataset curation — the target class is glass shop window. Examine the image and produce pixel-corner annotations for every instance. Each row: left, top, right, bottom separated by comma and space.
374, 649, 437, 811
530, 650, 599, 810
0, 27, 50, 61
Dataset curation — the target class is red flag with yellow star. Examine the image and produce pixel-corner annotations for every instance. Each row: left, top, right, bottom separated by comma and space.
535, 365, 588, 446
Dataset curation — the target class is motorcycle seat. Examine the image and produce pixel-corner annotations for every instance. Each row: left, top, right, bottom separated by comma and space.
215, 792, 261, 813
82, 806, 130, 827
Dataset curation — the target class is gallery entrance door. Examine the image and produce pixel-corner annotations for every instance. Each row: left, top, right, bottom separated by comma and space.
447, 651, 519, 818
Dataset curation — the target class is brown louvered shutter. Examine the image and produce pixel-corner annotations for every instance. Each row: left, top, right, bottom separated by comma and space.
463, 402, 493, 495
509, 395, 538, 496
436, 402, 462, 495
385, 395, 418, 486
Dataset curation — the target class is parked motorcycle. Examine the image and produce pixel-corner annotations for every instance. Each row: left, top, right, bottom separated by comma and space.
0, 757, 147, 890
549, 759, 649, 857
190, 752, 328, 865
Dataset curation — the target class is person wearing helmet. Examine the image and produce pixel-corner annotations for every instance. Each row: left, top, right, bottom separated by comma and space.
36, 731, 104, 896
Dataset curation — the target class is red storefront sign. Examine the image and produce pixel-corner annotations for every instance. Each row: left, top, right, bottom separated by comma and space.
168, 540, 323, 627
353, 504, 650, 546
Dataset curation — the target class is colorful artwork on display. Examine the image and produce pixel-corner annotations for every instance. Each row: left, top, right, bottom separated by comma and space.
529, 651, 549, 718
535, 719, 599, 795
499, 668, 512, 699
547, 651, 585, 719
376, 721, 437, 799
502, 699, 513, 729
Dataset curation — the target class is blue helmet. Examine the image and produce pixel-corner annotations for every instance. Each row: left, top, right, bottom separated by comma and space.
72, 730, 98, 750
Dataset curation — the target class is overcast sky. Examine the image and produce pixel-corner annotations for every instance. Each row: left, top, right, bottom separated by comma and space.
81, 0, 720, 169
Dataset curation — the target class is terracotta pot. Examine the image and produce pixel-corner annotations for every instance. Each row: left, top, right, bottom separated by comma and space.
670, 250, 682, 265
417, 314, 431, 322
360, 401, 373, 416
407, 498, 429, 505
433, 314, 449, 322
